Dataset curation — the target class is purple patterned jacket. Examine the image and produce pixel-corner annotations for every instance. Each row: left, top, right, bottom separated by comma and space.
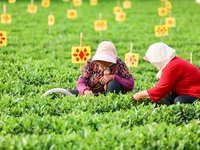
76, 57, 134, 95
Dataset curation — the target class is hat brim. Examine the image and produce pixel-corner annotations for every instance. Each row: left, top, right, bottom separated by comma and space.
92, 53, 116, 63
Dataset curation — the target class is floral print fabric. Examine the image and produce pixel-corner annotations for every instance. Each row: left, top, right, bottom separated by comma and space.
80, 57, 132, 94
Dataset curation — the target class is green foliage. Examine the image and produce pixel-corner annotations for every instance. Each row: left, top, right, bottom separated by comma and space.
0, 0, 200, 149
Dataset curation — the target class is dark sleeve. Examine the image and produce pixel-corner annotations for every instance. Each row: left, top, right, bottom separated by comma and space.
113, 74, 134, 91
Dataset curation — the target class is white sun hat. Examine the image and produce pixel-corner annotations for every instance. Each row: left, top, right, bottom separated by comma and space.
145, 42, 176, 78
92, 41, 117, 64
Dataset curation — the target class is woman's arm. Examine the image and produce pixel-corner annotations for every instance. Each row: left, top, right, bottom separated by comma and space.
133, 90, 150, 101
76, 76, 91, 95
113, 74, 134, 91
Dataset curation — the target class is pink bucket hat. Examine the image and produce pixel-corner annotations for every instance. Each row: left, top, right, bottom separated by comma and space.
92, 41, 117, 63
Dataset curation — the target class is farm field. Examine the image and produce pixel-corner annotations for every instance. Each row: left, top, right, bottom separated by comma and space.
0, 0, 200, 149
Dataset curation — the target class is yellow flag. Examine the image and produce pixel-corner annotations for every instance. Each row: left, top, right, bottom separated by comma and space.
90, 0, 98, 6
154, 25, 168, 36
9, 0, 16, 3
113, 7, 123, 14
94, 20, 107, 31
27, 5, 37, 13
125, 53, 139, 67
67, 9, 77, 19
48, 14, 55, 26
42, 0, 50, 8
123, 1, 131, 9
0, 31, 7, 46
165, 1, 172, 9
73, 0, 82, 7
1, 14, 12, 24
72, 46, 91, 63
158, 7, 168, 16
115, 12, 126, 22
165, 17, 176, 27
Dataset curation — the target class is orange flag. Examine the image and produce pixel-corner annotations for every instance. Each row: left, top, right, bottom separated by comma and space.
48, 14, 55, 26
115, 12, 126, 22
0, 31, 7, 46
158, 7, 168, 16
42, 0, 50, 8
27, 5, 37, 13
165, 1, 172, 9
125, 53, 139, 67
154, 25, 168, 36
8, 0, 16, 3
165, 17, 176, 27
123, 0, 131, 9
94, 20, 107, 31
67, 9, 77, 19
1, 14, 11, 24
72, 46, 91, 63
73, 0, 82, 7
113, 7, 123, 14
90, 0, 98, 6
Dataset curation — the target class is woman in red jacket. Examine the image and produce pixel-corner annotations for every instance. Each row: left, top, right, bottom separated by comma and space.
133, 42, 200, 105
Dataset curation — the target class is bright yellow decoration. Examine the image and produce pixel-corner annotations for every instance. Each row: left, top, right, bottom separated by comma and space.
125, 53, 139, 67
158, 7, 168, 16
42, 0, 50, 8
8, 0, 16, 3
48, 14, 55, 26
67, 9, 77, 19
113, 7, 123, 14
165, 1, 172, 9
115, 12, 126, 22
27, 5, 37, 13
0, 31, 7, 46
165, 17, 176, 27
90, 0, 97, 6
1, 14, 11, 24
94, 20, 107, 31
123, 0, 131, 9
73, 0, 82, 7
72, 46, 91, 63
154, 25, 168, 36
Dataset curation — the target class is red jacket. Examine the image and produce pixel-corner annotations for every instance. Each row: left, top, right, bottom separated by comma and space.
147, 56, 200, 102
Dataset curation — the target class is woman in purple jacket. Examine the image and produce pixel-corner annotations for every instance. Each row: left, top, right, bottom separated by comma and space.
69, 41, 134, 96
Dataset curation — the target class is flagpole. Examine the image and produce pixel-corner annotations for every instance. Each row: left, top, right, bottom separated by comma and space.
80, 32, 83, 72
190, 52, 193, 64
117, 0, 120, 6
3, 4, 6, 15
128, 43, 133, 71
160, 18, 163, 42
31, 0, 34, 5
48, 11, 52, 34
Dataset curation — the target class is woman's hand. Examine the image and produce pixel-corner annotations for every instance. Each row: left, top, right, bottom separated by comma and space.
133, 90, 150, 101
100, 74, 113, 85
133, 92, 141, 101
84, 90, 93, 96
